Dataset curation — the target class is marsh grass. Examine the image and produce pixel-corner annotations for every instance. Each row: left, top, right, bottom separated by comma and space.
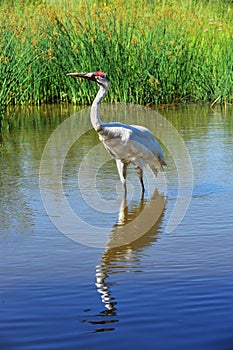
0, 0, 233, 129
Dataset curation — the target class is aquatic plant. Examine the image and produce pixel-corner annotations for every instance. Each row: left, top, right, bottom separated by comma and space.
0, 0, 233, 129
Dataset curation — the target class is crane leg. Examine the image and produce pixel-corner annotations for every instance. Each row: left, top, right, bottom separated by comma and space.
134, 165, 145, 193
115, 159, 128, 193
149, 164, 158, 177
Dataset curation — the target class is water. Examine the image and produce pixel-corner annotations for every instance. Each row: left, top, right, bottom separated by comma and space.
1, 104, 233, 350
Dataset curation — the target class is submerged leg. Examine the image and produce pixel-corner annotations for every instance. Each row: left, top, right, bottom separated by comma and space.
115, 159, 128, 193
134, 165, 145, 193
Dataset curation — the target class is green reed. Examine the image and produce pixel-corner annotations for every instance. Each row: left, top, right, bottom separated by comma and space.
0, 0, 233, 129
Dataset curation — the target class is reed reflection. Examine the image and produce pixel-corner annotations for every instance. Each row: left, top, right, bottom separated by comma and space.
89, 190, 166, 332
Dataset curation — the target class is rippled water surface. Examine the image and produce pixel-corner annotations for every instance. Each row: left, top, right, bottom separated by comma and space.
1, 105, 233, 350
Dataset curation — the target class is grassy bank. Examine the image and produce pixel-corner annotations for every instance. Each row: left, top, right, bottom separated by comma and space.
0, 0, 233, 129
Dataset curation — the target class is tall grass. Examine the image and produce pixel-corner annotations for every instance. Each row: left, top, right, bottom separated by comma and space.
0, 0, 233, 129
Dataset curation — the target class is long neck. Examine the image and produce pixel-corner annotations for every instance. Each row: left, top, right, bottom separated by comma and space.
90, 84, 108, 131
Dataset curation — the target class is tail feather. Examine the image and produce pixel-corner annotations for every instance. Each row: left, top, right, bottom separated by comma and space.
158, 155, 167, 167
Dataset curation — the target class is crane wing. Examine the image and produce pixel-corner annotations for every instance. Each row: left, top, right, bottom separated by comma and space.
129, 124, 166, 165
99, 122, 166, 167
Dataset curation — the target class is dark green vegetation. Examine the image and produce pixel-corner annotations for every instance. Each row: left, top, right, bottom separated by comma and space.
1, 0, 233, 129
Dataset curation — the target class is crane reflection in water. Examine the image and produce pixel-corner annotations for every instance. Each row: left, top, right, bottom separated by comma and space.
83, 190, 166, 333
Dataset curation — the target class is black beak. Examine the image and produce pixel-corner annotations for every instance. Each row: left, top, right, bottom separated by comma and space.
66, 72, 95, 81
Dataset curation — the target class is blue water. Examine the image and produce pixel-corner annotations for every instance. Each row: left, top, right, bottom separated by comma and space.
1, 105, 233, 350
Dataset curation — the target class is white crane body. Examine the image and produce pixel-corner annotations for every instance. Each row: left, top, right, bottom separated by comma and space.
67, 71, 166, 193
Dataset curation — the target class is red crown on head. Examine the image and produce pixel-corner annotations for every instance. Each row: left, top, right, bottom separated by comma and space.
94, 71, 106, 77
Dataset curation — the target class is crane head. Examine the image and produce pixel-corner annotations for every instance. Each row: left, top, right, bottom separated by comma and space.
66, 71, 110, 88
